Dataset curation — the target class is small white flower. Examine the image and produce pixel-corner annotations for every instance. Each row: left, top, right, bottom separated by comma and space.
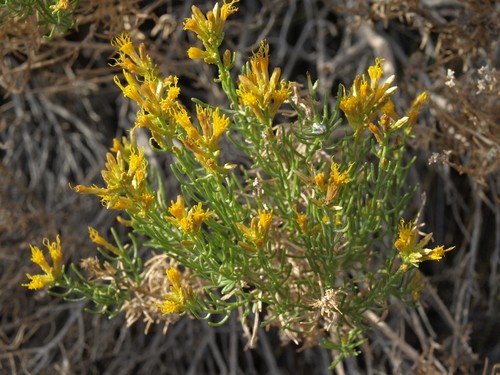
445, 69, 455, 88
476, 65, 497, 94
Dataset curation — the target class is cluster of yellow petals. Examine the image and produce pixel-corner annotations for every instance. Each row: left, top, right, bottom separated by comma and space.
296, 212, 308, 232
112, 34, 182, 148
73, 138, 154, 216
157, 268, 193, 314
173, 104, 233, 173
236, 41, 293, 123
315, 162, 352, 205
50, 0, 69, 13
113, 74, 181, 119
111, 33, 232, 171
339, 58, 429, 141
237, 209, 273, 248
184, 0, 239, 51
395, 219, 455, 271
339, 58, 398, 138
111, 33, 157, 80
22, 236, 63, 290
165, 195, 211, 234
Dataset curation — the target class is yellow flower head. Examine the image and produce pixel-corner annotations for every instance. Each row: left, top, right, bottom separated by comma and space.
111, 33, 156, 79
368, 59, 384, 86
237, 209, 273, 248
168, 195, 186, 220
157, 268, 193, 314
22, 235, 63, 290
237, 41, 293, 123
159, 76, 181, 114
328, 162, 351, 187
112, 33, 135, 58
73, 138, 153, 216
394, 219, 419, 253
165, 196, 211, 234
174, 106, 202, 144
340, 58, 429, 140
184, 0, 239, 48
296, 212, 308, 232
315, 162, 352, 205
339, 58, 397, 137
190, 203, 212, 228
50, 0, 69, 13
196, 105, 230, 151
258, 209, 273, 232
172, 104, 230, 172
395, 219, 455, 269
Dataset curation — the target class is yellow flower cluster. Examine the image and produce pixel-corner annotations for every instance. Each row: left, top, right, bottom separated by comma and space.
112, 33, 182, 148
165, 195, 211, 235
176, 105, 229, 152
184, 0, 239, 63
174, 105, 234, 173
112, 33, 158, 83
73, 138, 154, 217
296, 211, 308, 232
22, 236, 63, 290
112, 34, 231, 172
50, 0, 69, 13
315, 162, 352, 205
157, 268, 193, 314
339, 58, 429, 142
237, 209, 273, 248
339, 58, 396, 137
237, 41, 293, 124
395, 219, 455, 271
